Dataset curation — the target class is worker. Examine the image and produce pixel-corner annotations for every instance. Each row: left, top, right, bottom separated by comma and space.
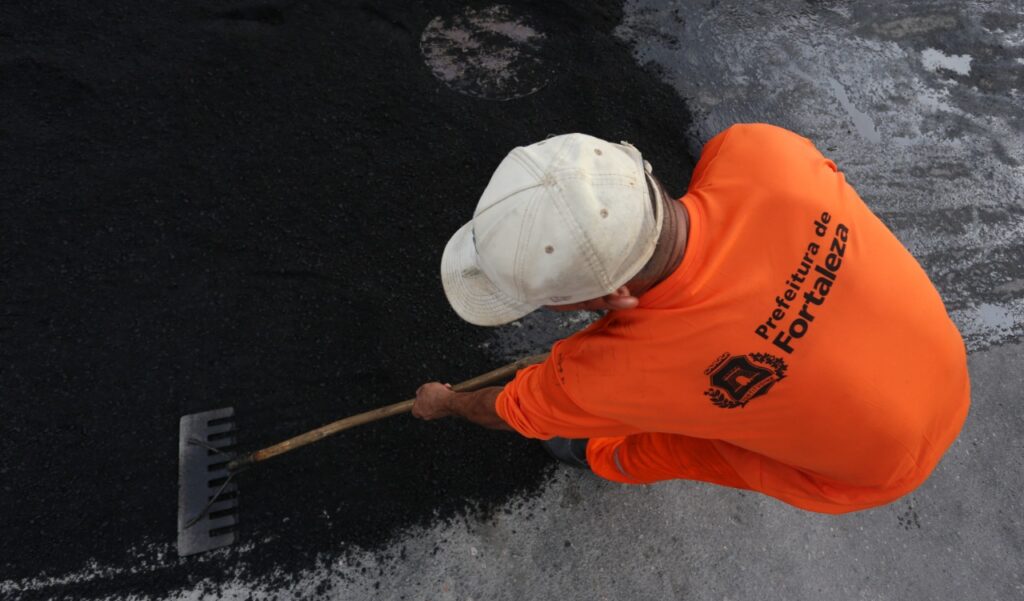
412, 125, 970, 513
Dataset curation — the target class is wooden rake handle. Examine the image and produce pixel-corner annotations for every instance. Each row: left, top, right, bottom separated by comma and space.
228, 353, 549, 471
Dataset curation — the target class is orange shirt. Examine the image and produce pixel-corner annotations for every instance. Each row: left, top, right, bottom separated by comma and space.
495, 124, 970, 509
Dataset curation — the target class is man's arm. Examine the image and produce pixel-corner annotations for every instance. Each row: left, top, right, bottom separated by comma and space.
412, 382, 512, 431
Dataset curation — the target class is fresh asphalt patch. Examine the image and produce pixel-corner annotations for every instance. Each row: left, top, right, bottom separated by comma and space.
0, 1, 695, 598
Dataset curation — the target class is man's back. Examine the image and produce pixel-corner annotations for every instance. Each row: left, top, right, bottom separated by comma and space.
497, 124, 970, 511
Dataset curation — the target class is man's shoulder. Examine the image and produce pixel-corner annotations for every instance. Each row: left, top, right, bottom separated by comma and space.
719, 122, 812, 144
691, 123, 827, 192
708, 123, 818, 162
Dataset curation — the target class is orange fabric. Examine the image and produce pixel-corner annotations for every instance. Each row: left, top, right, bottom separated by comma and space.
495, 124, 971, 514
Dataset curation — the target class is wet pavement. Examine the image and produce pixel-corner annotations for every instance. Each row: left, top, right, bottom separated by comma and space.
2, 1, 1022, 600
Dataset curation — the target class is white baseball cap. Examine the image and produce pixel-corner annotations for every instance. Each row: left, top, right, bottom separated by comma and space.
441, 133, 664, 326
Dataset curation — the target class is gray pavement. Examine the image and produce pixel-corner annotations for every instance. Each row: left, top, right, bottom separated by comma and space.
618, 0, 1024, 353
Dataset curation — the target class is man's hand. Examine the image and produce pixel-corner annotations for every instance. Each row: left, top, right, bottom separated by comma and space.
412, 382, 455, 420
411, 384, 513, 431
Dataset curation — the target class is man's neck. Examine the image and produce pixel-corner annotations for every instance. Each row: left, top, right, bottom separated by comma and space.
631, 197, 689, 296
661, 199, 689, 280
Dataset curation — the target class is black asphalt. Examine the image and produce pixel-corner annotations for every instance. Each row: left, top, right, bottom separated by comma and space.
0, 1, 695, 598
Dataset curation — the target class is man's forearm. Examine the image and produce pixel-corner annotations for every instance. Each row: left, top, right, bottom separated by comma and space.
446, 386, 512, 431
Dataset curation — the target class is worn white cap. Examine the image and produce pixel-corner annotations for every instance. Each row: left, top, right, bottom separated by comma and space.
441, 133, 664, 326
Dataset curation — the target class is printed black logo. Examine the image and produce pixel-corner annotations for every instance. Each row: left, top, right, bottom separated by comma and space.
704, 352, 787, 409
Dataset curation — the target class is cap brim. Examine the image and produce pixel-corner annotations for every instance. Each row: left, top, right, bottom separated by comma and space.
441, 222, 539, 326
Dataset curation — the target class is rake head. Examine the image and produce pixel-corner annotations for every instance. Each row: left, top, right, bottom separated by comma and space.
177, 407, 240, 556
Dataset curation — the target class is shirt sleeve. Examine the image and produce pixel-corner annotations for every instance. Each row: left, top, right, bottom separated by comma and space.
494, 352, 642, 440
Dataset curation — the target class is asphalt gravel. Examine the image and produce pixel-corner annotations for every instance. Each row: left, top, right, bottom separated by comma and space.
0, 1, 696, 598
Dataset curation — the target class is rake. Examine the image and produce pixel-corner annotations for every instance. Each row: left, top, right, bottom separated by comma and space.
176, 353, 547, 556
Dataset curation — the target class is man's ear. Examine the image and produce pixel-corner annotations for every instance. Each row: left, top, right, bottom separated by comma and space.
604, 285, 640, 310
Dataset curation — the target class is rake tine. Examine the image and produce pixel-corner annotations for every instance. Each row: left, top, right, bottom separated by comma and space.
183, 472, 236, 530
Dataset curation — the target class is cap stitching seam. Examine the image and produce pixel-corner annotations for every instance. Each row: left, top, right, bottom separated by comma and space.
512, 188, 542, 303
473, 181, 543, 220
550, 178, 608, 292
